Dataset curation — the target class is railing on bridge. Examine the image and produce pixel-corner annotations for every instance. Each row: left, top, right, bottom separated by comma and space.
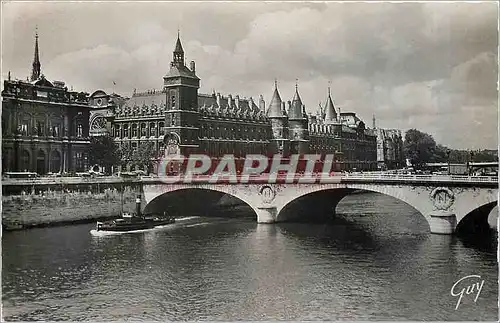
2, 173, 498, 186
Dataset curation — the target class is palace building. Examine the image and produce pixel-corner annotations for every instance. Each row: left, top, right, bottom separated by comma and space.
3, 32, 387, 175
2, 32, 91, 174
89, 34, 378, 172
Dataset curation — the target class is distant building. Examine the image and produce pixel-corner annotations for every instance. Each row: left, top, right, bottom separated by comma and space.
1, 32, 91, 174
375, 127, 404, 169
3, 31, 387, 175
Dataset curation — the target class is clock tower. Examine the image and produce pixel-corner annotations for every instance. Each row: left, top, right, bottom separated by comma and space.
163, 32, 200, 156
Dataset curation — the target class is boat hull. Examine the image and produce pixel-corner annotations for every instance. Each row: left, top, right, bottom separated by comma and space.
95, 215, 176, 232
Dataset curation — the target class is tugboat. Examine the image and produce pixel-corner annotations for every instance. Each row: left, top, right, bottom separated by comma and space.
95, 194, 175, 232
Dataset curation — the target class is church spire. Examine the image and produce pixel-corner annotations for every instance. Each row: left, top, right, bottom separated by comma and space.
31, 27, 41, 81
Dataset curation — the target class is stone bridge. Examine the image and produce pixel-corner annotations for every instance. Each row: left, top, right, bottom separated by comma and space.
141, 174, 498, 235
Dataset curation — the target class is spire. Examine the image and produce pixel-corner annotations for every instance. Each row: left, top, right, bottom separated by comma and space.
267, 80, 283, 117
324, 85, 338, 124
372, 114, 376, 129
31, 27, 41, 81
172, 29, 184, 66
289, 79, 305, 119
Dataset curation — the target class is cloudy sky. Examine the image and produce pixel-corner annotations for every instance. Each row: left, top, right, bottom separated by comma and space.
2, 2, 498, 149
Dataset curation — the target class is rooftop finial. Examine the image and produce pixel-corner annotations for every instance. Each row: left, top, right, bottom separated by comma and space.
295, 78, 298, 91
274, 78, 278, 89
328, 80, 331, 95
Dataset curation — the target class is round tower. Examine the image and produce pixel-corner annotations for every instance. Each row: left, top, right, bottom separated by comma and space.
287, 82, 309, 154
266, 80, 289, 156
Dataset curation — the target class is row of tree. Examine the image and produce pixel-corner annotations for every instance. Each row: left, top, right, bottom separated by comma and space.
88, 135, 156, 173
403, 129, 498, 168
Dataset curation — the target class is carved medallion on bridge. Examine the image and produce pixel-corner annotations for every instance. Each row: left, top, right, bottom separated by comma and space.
430, 187, 455, 210
259, 185, 276, 204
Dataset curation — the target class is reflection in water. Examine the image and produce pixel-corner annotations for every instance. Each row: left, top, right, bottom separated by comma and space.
2, 193, 497, 321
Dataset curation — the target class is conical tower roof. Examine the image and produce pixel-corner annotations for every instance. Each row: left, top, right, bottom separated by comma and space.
324, 87, 337, 124
289, 82, 305, 119
267, 80, 284, 118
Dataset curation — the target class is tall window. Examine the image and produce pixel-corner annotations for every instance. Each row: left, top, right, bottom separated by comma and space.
132, 124, 138, 137
171, 115, 176, 126
37, 121, 45, 136
123, 124, 129, 138
141, 123, 147, 137
76, 124, 83, 137
19, 123, 29, 136
115, 125, 120, 138
149, 122, 156, 137
75, 152, 84, 171
171, 95, 176, 108
52, 124, 60, 137
159, 122, 165, 135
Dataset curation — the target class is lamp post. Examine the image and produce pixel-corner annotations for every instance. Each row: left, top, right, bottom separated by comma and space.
446, 149, 451, 175
469, 150, 474, 175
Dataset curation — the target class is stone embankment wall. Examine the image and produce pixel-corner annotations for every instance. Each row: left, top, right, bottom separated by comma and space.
2, 179, 145, 230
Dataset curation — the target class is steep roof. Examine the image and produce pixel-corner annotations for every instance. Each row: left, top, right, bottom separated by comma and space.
288, 86, 305, 119
266, 83, 283, 118
324, 88, 337, 124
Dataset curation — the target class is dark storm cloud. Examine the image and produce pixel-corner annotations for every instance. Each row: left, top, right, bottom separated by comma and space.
1, 2, 497, 149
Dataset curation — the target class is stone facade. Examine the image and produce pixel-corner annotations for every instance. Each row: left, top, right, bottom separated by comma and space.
376, 128, 404, 170
94, 35, 378, 172
1, 32, 92, 175
3, 32, 382, 174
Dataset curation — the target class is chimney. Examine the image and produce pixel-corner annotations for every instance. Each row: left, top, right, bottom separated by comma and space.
287, 101, 292, 114
259, 95, 265, 112
228, 94, 233, 108
235, 95, 240, 109
216, 92, 221, 107
190, 60, 196, 73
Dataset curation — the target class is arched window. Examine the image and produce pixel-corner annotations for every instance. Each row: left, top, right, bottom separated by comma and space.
132, 124, 138, 137
149, 122, 156, 137
115, 124, 120, 138
124, 124, 130, 138
21, 150, 30, 172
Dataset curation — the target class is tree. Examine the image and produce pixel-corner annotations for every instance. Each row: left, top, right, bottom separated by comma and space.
88, 135, 120, 174
430, 144, 449, 163
118, 144, 134, 169
131, 142, 157, 173
403, 129, 436, 168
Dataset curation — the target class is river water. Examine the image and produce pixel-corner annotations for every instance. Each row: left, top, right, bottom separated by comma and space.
2, 193, 498, 321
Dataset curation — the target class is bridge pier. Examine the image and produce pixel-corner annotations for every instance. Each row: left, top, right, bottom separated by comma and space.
428, 211, 457, 235
255, 206, 277, 224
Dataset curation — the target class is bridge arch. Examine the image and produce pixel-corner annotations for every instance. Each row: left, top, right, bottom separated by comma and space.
455, 200, 497, 235
275, 184, 432, 225
143, 185, 259, 219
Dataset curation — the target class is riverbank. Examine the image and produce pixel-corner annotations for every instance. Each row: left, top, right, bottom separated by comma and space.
2, 187, 142, 231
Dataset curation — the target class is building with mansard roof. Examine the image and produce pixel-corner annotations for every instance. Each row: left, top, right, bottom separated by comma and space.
89, 34, 378, 172
1, 32, 91, 174
3, 31, 385, 175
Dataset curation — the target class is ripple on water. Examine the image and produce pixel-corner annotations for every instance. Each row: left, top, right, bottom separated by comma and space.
2, 194, 498, 321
